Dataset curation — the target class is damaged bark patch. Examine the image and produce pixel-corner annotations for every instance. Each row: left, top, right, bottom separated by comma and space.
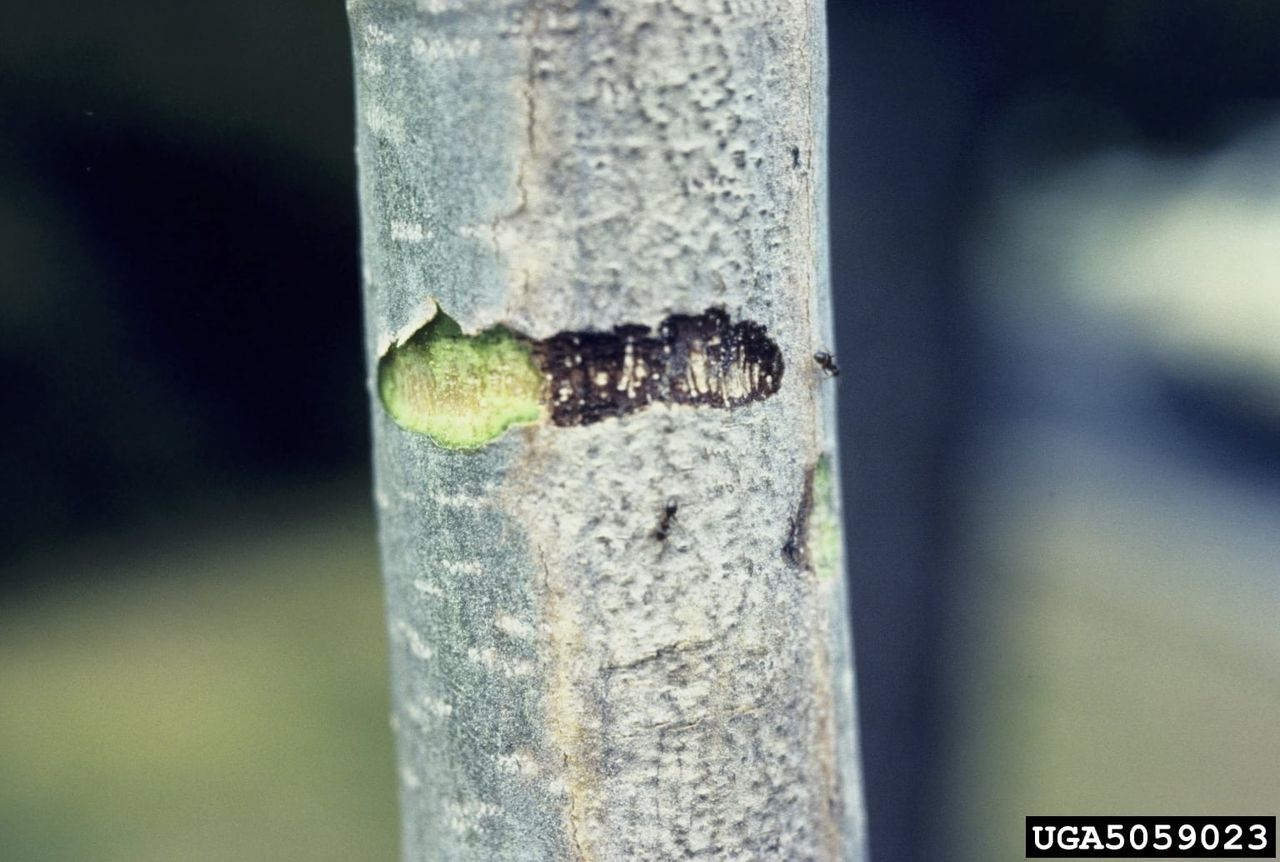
379, 306, 783, 448
782, 465, 816, 568
783, 456, 840, 580
377, 312, 545, 450
535, 307, 783, 427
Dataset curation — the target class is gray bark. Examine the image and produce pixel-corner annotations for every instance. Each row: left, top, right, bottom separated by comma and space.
349, 1, 867, 859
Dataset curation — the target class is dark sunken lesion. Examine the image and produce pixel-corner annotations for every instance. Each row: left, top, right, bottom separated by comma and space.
529, 307, 783, 427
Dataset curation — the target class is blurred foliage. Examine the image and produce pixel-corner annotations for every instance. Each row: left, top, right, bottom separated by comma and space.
988, 0, 1280, 146
0, 493, 396, 861
954, 465, 1280, 858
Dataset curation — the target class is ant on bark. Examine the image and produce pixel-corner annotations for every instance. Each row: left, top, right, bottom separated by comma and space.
653, 500, 678, 541
813, 351, 839, 377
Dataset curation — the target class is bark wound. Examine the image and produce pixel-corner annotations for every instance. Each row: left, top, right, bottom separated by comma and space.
535, 307, 783, 427
784, 456, 840, 580
783, 464, 816, 568
379, 307, 783, 448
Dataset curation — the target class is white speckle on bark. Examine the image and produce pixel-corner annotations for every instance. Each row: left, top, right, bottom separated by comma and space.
412, 35, 483, 62
412, 578, 444, 598
431, 490, 495, 510
366, 23, 398, 46
495, 612, 537, 641
496, 749, 542, 778
365, 103, 405, 145
416, 0, 468, 14
390, 219, 427, 243
439, 559, 484, 578
395, 620, 434, 661
423, 695, 455, 719
444, 799, 502, 837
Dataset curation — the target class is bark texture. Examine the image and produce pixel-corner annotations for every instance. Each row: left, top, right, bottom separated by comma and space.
349, 1, 867, 859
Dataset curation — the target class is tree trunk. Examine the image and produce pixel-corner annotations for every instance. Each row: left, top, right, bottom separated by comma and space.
348, 1, 867, 859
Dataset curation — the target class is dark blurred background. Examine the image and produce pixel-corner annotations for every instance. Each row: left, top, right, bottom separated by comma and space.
4, 2, 1279, 860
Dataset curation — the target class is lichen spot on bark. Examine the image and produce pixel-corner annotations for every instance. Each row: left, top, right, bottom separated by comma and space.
378, 311, 545, 449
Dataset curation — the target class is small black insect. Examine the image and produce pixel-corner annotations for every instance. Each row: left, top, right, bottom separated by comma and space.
813, 351, 840, 378
653, 500, 679, 541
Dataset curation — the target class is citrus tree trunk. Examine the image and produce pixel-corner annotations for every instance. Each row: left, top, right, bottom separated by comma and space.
348, 1, 867, 858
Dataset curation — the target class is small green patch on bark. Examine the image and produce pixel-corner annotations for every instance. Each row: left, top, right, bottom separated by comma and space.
378, 312, 545, 449
812, 456, 840, 580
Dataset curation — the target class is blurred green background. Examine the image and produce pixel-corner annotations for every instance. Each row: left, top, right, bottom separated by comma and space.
0, 484, 395, 861
3, 2, 1280, 860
